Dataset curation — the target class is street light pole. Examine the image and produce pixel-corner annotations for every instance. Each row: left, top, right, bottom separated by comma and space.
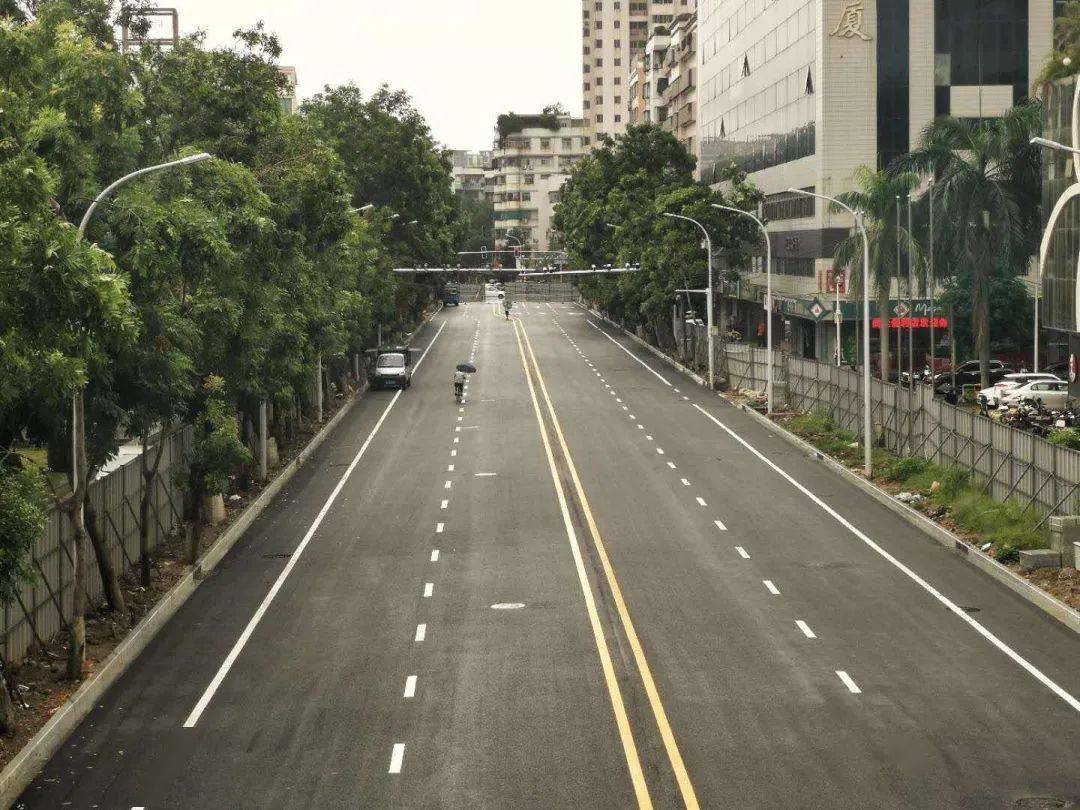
664, 212, 715, 389
788, 188, 873, 477
70, 151, 213, 679
712, 204, 773, 413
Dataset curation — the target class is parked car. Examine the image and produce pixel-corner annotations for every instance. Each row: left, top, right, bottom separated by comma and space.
999, 379, 1069, 409
977, 373, 1063, 407
933, 360, 1013, 394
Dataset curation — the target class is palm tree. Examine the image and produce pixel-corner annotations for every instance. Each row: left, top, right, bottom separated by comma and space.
894, 106, 1041, 389
831, 166, 922, 381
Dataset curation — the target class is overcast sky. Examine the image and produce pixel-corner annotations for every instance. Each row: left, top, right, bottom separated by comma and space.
170, 0, 582, 152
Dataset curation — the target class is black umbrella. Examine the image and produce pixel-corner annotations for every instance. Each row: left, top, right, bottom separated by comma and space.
457, 363, 477, 373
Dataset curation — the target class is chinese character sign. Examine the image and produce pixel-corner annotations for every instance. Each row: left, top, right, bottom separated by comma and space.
831, 2, 872, 41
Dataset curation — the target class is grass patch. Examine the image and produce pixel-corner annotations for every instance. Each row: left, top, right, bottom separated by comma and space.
784, 409, 1050, 560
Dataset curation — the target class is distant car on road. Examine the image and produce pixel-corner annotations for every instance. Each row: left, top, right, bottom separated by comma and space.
442, 284, 460, 307
977, 373, 1062, 407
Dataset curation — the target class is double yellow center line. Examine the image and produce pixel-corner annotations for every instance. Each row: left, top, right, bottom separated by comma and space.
512, 317, 700, 809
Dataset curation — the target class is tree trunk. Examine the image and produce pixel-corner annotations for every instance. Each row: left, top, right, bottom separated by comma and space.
85, 494, 125, 614
878, 283, 890, 381
67, 391, 88, 680
974, 267, 992, 390
139, 431, 168, 589
0, 662, 16, 733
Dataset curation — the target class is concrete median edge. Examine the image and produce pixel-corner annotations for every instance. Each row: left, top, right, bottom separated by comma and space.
0, 305, 443, 809
580, 305, 1080, 638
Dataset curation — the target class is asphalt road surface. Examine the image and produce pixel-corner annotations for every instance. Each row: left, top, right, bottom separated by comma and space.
18, 297, 1080, 809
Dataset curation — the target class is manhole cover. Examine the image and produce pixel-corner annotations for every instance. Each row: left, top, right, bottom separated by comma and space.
490, 603, 525, 610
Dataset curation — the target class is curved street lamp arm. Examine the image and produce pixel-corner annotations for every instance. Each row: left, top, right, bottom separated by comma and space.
78, 153, 213, 239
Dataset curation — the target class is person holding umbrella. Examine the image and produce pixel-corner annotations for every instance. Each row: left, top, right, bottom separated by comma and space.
453, 362, 476, 401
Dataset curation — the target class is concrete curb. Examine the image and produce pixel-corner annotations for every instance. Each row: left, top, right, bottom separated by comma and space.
0, 306, 443, 808
581, 306, 1080, 638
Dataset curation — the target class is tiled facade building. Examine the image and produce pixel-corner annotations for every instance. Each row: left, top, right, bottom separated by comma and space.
696, 0, 1053, 363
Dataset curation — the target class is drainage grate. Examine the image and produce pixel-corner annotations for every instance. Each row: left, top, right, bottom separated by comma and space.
261, 552, 292, 560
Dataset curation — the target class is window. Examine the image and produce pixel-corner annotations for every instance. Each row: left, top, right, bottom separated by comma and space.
540, 138, 551, 149
596, 113, 604, 123
596, 39, 603, 47
562, 137, 573, 148
742, 54, 750, 77
615, 95, 621, 103
614, 39, 621, 47
614, 57, 622, 66
596, 58, 603, 66
763, 188, 815, 220
614, 76, 621, 85
614, 114, 622, 122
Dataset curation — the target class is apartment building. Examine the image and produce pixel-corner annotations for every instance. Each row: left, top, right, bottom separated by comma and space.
697, 0, 1052, 364
625, 8, 699, 152
582, 0, 695, 139
488, 114, 589, 253
449, 150, 492, 200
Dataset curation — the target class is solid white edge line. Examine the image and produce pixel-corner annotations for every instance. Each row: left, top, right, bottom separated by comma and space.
796, 620, 817, 639
586, 319, 672, 386
836, 671, 862, 694
182, 321, 448, 728
763, 580, 780, 595
404, 675, 417, 698
692, 402, 1080, 713
389, 743, 406, 773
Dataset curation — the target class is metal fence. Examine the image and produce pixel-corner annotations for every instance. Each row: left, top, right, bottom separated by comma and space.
502, 280, 576, 302
4, 428, 192, 665
786, 358, 1080, 519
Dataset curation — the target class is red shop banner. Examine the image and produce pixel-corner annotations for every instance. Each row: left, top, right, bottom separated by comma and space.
871, 317, 949, 329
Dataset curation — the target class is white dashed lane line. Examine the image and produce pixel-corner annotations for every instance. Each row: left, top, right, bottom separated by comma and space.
440, 499, 448, 509
430, 549, 440, 562
795, 620, 817, 639
424, 582, 433, 597
389, 743, 406, 774
736, 546, 751, 559
404, 675, 417, 698
713, 520, 727, 531
763, 580, 780, 595
680, 478, 691, 486
414, 624, 427, 642
836, 671, 862, 694
695, 496, 707, 507
436, 523, 444, 533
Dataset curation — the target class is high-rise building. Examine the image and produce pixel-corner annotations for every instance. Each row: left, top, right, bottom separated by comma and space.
697, 0, 1052, 365
489, 113, 589, 253
278, 66, 298, 116
582, 0, 696, 139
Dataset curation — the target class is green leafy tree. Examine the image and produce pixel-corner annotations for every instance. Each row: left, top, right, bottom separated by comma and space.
831, 166, 922, 381
555, 125, 762, 348
302, 84, 458, 271
186, 376, 251, 563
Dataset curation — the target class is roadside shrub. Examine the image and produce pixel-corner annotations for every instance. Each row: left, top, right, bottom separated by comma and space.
1048, 428, 1080, 450
880, 456, 930, 483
